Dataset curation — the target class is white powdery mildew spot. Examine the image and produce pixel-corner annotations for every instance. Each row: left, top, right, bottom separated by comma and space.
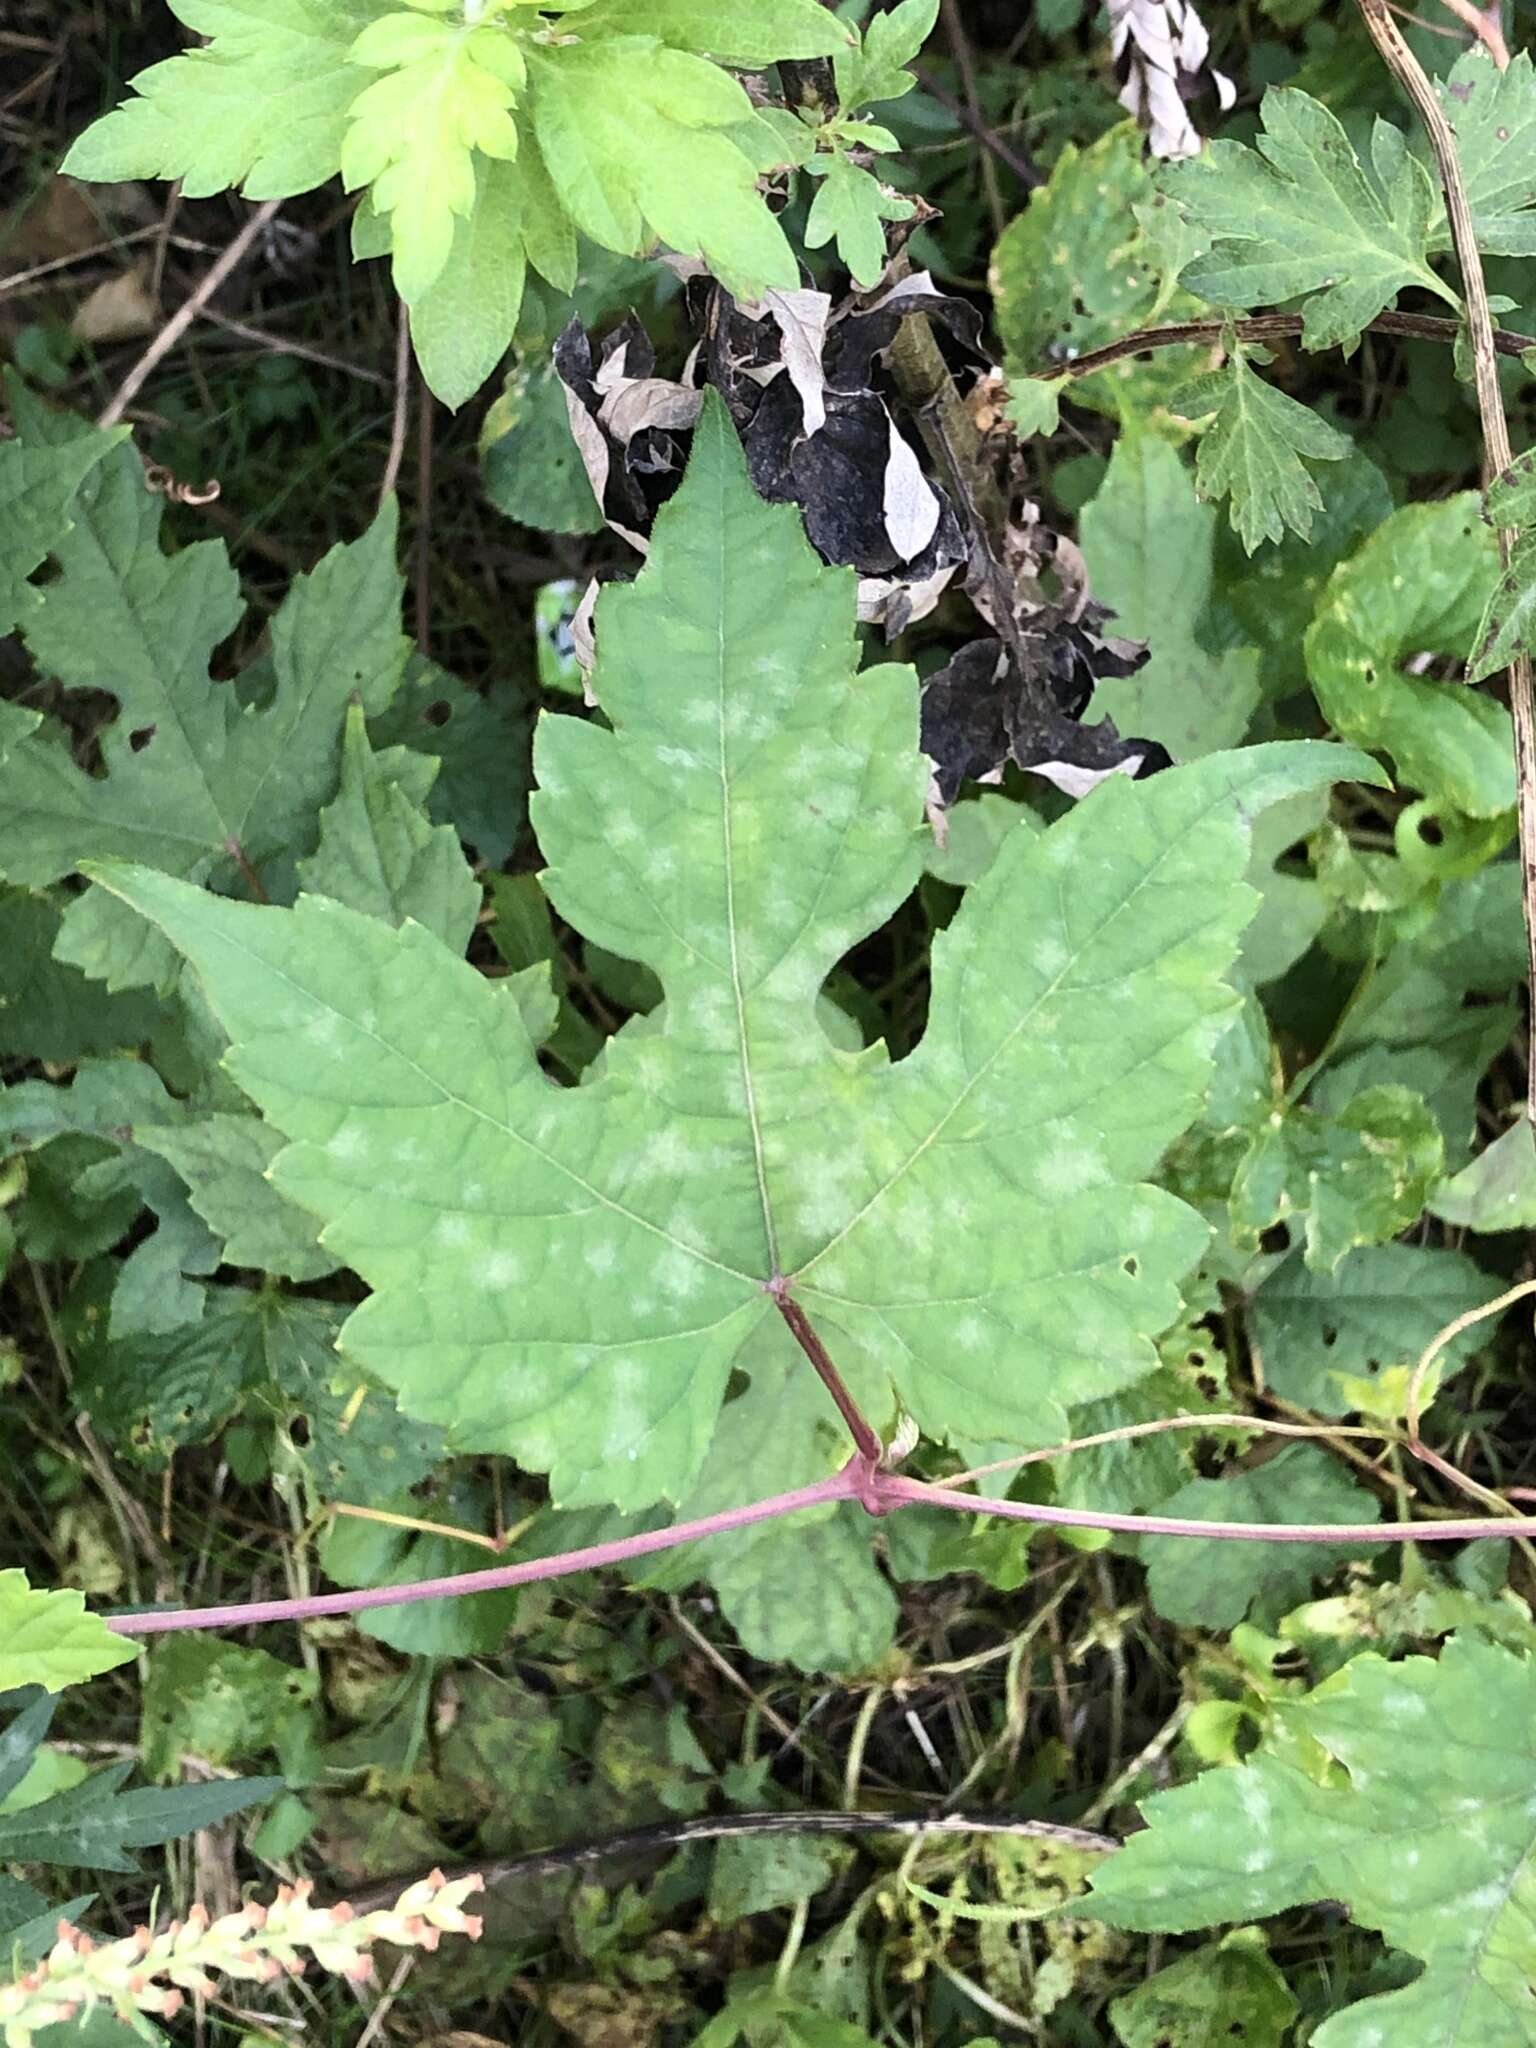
585, 1238, 619, 1276
305, 1012, 345, 1048
1464, 1882, 1508, 1914
326, 1127, 367, 1163
1242, 1851, 1268, 1874
655, 744, 701, 771
434, 1215, 473, 1249
481, 1249, 523, 1288
658, 1248, 704, 1302
609, 810, 640, 846
648, 848, 678, 882
1380, 1689, 1428, 1721
1236, 1776, 1271, 1829
1036, 1137, 1106, 1197
1033, 934, 1070, 977
954, 1315, 985, 1353
891, 1197, 934, 1255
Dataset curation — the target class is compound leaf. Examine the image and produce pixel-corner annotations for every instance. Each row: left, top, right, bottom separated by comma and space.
833, 0, 938, 109
1084, 1632, 1536, 2048
85, 400, 1376, 1556
1174, 352, 1351, 553
0, 1573, 136, 1696
1163, 88, 1453, 348
61, 0, 374, 200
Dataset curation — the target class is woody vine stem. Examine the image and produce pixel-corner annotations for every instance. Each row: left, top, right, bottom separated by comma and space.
90, 10, 1536, 1648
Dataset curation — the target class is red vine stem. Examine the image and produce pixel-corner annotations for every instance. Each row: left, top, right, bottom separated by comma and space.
103, 1459, 1536, 1639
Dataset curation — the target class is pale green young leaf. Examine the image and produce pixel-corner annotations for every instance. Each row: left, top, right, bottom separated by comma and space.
1139, 1444, 1378, 1629
573, 0, 851, 67
1109, 1927, 1297, 2048
804, 153, 913, 287
1174, 353, 1351, 553
295, 704, 479, 951
527, 39, 797, 300
0, 1572, 135, 1695
1434, 49, 1536, 255
1163, 89, 1453, 347
407, 153, 526, 408
134, 1114, 337, 1282
1230, 1084, 1444, 1273
83, 402, 1376, 1537
1250, 1244, 1498, 1415
0, 437, 408, 990
1305, 495, 1511, 815
1084, 1633, 1536, 2048
341, 17, 522, 302
61, 0, 374, 200
833, 0, 938, 109
1079, 432, 1261, 756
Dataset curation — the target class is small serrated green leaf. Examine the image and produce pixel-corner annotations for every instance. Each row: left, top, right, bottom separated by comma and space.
804, 151, 913, 286
1174, 353, 1351, 552
0, 1573, 136, 1695
408, 153, 527, 408
833, 0, 938, 109
61, 0, 373, 200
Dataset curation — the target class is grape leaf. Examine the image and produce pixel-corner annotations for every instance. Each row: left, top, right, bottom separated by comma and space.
134, 1114, 337, 1282
0, 439, 408, 991
295, 703, 479, 951
1139, 1444, 1379, 1628
1079, 430, 1262, 756
1162, 88, 1454, 348
1173, 352, 1351, 553
84, 401, 1376, 1551
1109, 1927, 1297, 2048
1083, 1632, 1536, 2048
0, 1572, 136, 1695
526, 39, 796, 302
0, 398, 123, 637
1250, 1243, 1498, 1416
1306, 495, 1510, 815
60, 0, 374, 200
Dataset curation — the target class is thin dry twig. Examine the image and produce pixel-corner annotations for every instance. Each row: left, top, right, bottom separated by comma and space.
380, 305, 412, 506
1358, 0, 1536, 1126
1405, 1277, 1536, 1447
97, 197, 283, 428
1436, 0, 1511, 65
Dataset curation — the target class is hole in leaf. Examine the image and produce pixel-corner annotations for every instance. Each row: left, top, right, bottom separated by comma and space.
129, 725, 156, 751
1417, 815, 1444, 846
425, 699, 452, 727
289, 1414, 311, 1447
1259, 1222, 1291, 1254
1122, 1254, 1138, 1276
1322, 1325, 1338, 1348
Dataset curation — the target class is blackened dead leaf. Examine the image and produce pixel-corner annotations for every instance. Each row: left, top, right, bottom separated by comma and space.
920, 635, 1166, 805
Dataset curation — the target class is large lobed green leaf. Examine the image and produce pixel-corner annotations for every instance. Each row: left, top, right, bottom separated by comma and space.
1085, 1632, 1536, 2048
87, 400, 1376, 1570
